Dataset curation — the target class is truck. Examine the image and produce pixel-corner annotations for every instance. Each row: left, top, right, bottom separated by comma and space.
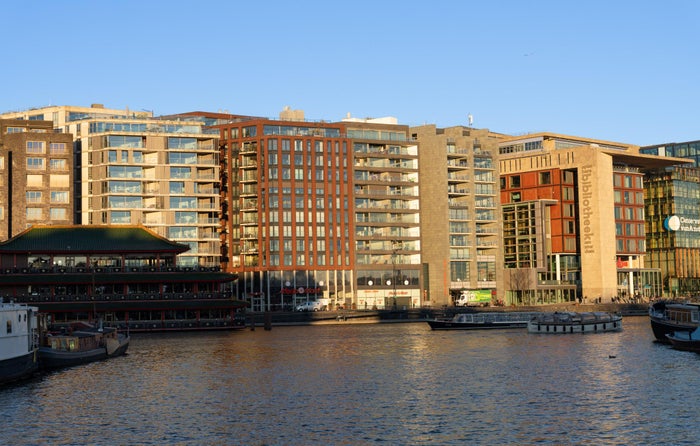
454, 289, 493, 307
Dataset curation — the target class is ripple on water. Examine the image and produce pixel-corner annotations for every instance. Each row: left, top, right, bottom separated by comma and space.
1, 318, 699, 445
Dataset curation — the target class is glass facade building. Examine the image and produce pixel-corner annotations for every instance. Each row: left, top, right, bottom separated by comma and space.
640, 141, 700, 296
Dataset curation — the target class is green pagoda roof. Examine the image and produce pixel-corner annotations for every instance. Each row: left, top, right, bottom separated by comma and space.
0, 225, 190, 254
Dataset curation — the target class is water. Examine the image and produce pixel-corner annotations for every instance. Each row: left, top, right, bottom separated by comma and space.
1, 317, 699, 445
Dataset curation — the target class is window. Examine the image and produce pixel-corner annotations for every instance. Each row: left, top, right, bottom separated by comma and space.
539, 171, 551, 185
170, 167, 191, 179
110, 211, 131, 224
27, 208, 42, 220
50, 208, 68, 220
170, 182, 185, 194
509, 175, 520, 188
27, 158, 45, 170
50, 159, 67, 170
50, 191, 69, 203
49, 175, 69, 188
26, 141, 45, 153
108, 196, 143, 208
27, 191, 42, 203
49, 143, 67, 154
175, 212, 196, 224
26, 175, 43, 187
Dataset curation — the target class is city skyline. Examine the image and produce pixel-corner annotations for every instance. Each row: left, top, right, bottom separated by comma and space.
2, 1, 699, 146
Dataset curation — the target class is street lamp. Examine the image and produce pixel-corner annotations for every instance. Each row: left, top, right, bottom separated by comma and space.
390, 242, 398, 310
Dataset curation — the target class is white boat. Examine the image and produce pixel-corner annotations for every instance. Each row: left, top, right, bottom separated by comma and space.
0, 301, 40, 385
527, 312, 623, 334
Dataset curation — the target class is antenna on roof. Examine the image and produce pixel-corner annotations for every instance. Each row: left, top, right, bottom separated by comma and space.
468, 113, 474, 127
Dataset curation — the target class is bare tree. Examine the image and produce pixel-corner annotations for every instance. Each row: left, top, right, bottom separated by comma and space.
509, 268, 532, 305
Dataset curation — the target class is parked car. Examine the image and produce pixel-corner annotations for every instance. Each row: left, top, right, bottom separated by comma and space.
295, 301, 325, 312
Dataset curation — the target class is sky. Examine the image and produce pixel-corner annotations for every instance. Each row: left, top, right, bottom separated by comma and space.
2, 1, 699, 146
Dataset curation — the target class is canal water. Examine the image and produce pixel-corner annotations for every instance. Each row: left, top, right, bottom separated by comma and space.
1, 316, 698, 445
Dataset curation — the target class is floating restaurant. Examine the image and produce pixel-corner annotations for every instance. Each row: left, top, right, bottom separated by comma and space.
0, 225, 247, 331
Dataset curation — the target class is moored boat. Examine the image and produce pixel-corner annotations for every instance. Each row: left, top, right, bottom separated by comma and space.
427, 312, 541, 330
666, 327, 700, 353
527, 312, 622, 334
649, 300, 700, 343
0, 301, 40, 385
39, 321, 129, 370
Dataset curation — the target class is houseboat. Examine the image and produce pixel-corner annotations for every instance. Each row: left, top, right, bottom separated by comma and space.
0, 225, 247, 332
649, 299, 700, 343
0, 301, 40, 385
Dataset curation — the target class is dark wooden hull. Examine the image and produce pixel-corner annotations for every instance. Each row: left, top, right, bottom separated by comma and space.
0, 351, 39, 385
650, 317, 696, 343
666, 333, 700, 353
427, 319, 529, 330
39, 335, 129, 370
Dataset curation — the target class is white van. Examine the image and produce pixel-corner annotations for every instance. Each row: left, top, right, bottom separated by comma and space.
454, 290, 491, 307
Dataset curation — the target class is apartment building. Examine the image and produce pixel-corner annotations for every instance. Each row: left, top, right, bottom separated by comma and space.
640, 141, 700, 296
212, 109, 421, 311
498, 133, 686, 304
0, 105, 221, 267
0, 119, 74, 240
410, 124, 504, 307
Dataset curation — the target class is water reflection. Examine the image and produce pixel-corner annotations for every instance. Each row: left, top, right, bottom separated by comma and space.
1, 317, 699, 444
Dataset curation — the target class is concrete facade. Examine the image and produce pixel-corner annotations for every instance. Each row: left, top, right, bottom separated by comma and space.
499, 133, 687, 303
410, 124, 504, 307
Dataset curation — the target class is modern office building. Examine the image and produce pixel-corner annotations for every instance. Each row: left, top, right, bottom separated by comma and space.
0, 119, 74, 240
498, 133, 686, 304
0, 105, 221, 267
410, 124, 504, 307
640, 141, 700, 296
213, 109, 421, 311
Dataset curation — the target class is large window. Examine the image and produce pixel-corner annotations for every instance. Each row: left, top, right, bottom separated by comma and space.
50, 159, 67, 170
50, 191, 69, 203
170, 197, 196, 209
108, 196, 143, 208
26, 141, 45, 153
170, 167, 191, 179
105, 135, 142, 148
27, 158, 45, 170
49, 143, 67, 154
168, 137, 197, 149
49, 208, 68, 220
175, 212, 196, 224
109, 181, 141, 194
168, 226, 196, 239
108, 166, 143, 178
168, 152, 197, 164
110, 211, 131, 224
27, 208, 42, 220
27, 191, 42, 203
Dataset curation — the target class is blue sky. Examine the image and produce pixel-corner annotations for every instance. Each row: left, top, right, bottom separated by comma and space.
3, 1, 699, 146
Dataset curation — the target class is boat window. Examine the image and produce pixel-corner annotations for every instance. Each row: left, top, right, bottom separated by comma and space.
7, 320, 12, 334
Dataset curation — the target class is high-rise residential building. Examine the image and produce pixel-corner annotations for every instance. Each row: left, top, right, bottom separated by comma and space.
0, 105, 221, 267
0, 119, 74, 240
213, 109, 421, 311
498, 132, 686, 304
345, 116, 421, 310
410, 124, 504, 307
640, 141, 700, 296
